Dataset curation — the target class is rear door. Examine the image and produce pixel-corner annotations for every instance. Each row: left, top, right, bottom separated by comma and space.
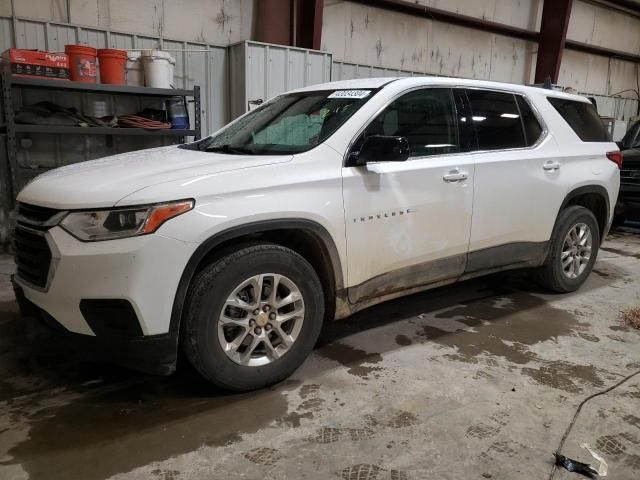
464, 89, 563, 271
342, 88, 476, 303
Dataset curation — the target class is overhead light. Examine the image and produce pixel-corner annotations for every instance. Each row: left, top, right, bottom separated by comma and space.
501, 113, 520, 119
472, 116, 486, 122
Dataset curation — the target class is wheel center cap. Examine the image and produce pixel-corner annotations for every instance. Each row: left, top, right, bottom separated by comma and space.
572, 246, 578, 255
256, 311, 269, 327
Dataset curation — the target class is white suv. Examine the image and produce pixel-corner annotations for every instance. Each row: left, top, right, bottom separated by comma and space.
13, 77, 620, 391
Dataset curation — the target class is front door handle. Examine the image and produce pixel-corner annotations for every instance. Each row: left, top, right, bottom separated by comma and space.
543, 161, 561, 171
443, 169, 468, 182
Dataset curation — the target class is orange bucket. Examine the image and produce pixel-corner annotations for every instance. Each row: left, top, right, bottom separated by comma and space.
65, 44, 97, 83
98, 48, 127, 85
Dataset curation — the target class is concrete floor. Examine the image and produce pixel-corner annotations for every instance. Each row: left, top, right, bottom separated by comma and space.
0, 229, 639, 480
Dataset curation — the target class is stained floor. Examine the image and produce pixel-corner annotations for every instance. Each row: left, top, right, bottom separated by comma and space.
0, 229, 639, 479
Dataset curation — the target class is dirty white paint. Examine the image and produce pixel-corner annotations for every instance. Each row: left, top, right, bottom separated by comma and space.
322, 0, 536, 84
0, 0, 255, 45
325, 0, 639, 119
568, 0, 640, 56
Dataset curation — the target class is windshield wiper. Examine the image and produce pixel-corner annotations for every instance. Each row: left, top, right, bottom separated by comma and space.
204, 144, 255, 155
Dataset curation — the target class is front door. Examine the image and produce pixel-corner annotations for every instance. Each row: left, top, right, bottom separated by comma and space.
342, 88, 475, 303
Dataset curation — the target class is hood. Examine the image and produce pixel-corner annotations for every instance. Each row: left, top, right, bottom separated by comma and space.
17, 145, 293, 209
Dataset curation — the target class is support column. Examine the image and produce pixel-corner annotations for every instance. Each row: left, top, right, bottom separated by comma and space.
534, 0, 573, 84
296, 0, 324, 50
255, 0, 295, 47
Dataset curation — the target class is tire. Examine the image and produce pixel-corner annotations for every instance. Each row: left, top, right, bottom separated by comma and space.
181, 243, 324, 391
536, 205, 600, 293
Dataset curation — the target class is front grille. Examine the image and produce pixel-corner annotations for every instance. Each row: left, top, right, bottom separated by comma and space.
621, 169, 640, 185
16, 203, 61, 228
14, 202, 60, 288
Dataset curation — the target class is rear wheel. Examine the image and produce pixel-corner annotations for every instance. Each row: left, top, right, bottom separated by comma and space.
536, 206, 600, 293
181, 244, 324, 391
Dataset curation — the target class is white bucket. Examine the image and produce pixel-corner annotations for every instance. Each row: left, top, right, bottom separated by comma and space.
126, 51, 144, 86
141, 50, 175, 88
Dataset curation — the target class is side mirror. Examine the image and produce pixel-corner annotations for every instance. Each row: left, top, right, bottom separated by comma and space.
348, 136, 410, 167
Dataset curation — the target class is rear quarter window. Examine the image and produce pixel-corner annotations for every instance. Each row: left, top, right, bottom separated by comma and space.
547, 97, 610, 142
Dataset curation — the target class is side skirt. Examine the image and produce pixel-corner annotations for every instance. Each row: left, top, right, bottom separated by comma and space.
336, 241, 549, 320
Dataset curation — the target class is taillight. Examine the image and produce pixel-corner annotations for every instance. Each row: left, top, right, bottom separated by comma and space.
607, 151, 623, 169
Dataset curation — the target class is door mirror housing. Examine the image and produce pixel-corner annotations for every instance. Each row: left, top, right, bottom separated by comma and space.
348, 135, 410, 167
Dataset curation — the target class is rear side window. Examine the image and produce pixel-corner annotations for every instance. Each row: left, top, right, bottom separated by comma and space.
466, 90, 526, 150
547, 97, 610, 142
516, 96, 543, 146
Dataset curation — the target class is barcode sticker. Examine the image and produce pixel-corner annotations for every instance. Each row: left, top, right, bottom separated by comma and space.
328, 90, 371, 99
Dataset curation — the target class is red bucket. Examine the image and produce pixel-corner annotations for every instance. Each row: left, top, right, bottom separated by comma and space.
98, 48, 127, 85
65, 44, 97, 83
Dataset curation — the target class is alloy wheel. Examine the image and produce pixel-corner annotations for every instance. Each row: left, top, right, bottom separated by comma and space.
561, 223, 593, 279
218, 273, 305, 366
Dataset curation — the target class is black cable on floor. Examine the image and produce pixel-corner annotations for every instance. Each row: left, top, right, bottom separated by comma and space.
548, 369, 640, 479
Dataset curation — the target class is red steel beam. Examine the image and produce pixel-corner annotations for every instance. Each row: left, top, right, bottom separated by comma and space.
296, 0, 324, 50
535, 0, 573, 83
255, 0, 295, 47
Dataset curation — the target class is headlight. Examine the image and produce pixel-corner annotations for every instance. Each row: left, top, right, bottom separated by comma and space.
60, 200, 194, 241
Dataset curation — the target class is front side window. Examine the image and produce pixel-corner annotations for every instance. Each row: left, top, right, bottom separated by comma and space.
466, 90, 526, 150
547, 97, 610, 142
356, 88, 459, 158
199, 89, 375, 155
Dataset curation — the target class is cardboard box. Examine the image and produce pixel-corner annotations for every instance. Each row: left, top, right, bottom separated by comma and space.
1, 49, 70, 80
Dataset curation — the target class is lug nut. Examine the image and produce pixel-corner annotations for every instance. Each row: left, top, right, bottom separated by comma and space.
269, 312, 276, 320
265, 324, 272, 331
263, 305, 271, 312
253, 309, 260, 315
249, 319, 256, 327
255, 327, 262, 335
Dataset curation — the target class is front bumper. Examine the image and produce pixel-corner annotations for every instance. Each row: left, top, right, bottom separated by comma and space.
13, 227, 197, 374
14, 281, 178, 375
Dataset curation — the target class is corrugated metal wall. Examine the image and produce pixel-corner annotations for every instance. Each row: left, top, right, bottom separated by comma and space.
324, 0, 640, 129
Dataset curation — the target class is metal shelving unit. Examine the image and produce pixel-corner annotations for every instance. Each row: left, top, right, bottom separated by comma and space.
0, 74, 202, 213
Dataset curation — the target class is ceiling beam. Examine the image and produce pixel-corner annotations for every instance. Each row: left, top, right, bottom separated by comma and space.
348, 0, 538, 42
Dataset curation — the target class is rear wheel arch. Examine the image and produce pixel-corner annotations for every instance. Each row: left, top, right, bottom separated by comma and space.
559, 185, 610, 241
169, 219, 344, 336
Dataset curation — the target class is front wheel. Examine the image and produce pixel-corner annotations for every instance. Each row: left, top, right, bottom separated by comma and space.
536, 206, 600, 293
181, 244, 324, 391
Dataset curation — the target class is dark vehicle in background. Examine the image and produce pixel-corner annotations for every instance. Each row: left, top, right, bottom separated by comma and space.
615, 120, 640, 225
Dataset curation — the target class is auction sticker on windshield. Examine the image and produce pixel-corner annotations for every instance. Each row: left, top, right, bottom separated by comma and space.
328, 90, 371, 99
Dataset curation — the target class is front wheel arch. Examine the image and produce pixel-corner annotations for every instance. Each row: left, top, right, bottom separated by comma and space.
169, 219, 344, 337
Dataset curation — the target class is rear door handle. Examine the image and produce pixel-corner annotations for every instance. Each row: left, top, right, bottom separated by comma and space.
543, 161, 560, 171
443, 169, 468, 182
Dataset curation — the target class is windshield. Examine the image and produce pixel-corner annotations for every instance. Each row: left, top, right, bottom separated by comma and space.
198, 89, 375, 155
